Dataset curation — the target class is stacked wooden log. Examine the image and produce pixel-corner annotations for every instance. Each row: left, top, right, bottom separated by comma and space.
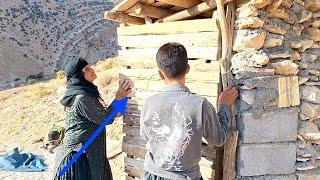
105, 0, 232, 25
117, 18, 221, 179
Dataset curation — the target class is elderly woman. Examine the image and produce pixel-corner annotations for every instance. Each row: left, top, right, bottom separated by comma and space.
53, 58, 131, 180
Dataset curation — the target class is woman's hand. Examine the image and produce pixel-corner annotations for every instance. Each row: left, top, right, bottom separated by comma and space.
115, 79, 132, 101
218, 86, 239, 106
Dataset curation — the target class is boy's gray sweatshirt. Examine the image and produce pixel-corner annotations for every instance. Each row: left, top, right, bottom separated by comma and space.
140, 84, 230, 180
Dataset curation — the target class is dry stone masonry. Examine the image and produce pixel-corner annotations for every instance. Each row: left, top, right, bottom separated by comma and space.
233, 0, 320, 179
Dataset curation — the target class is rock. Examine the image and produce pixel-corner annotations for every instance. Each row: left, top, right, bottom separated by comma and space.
295, 0, 305, 6
233, 30, 267, 52
312, 20, 320, 28
289, 41, 302, 49
264, 24, 287, 35
281, 0, 293, 8
291, 52, 302, 61
299, 40, 314, 52
268, 8, 295, 24
266, 0, 282, 13
296, 161, 315, 171
231, 50, 269, 70
309, 76, 319, 81
236, 17, 264, 29
271, 60, 299, 75
301, 101, 320, 118
238, 0, 272, 9
264, 33, 284, 48
297, 157, 311, 162
269, 52, 291, 60
298, 10, 313, 24
296, 62, 308, 69
308, 27, 320, 42
311, 43, 320, 49
243, 76, 278, 89
308, 70, 320, 76
290, 25, 304, 37
236, 5, 258, 18
234, 68, 275, 79
301, 53, 318, 63
299, 77, 310, 85
306, 0, 320, 11
300, 86, 320, 104
302, 122, 320, 141
305, 82, 320, 86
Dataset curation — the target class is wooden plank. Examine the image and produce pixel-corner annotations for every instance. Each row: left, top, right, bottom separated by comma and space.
123, 137, 147, 158
122, 132, 217, 162
117, 18, 218, 36
118, 57, 220, 71
278, 77, 291, 108
119, 68, 220, 83
157, 0, 202, 8
126, 2, 174, 18
118, 47, 219, 60
124, 157, 144, 178
156, 0, 232, 23
290, 76, 300, 106
113, 0, 140, 12
105, 11, 145, 25
118, 32, 219, 48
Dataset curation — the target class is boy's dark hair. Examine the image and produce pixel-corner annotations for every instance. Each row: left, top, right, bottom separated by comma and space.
156, 42, 188, 78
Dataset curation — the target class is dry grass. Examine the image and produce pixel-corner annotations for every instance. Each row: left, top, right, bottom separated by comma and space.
56, 71, 65, 80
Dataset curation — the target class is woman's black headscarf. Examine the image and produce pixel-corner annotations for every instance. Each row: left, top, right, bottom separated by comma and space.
60, 58, 100, 107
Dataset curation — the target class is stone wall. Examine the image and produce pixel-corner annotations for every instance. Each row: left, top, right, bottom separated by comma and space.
0, 0, 122, 89
233, 0, 320, 179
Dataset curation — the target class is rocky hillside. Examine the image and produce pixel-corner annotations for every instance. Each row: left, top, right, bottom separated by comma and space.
0, 0, 121, 89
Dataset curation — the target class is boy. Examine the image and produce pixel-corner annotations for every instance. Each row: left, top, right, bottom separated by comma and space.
140, 43, 238, 180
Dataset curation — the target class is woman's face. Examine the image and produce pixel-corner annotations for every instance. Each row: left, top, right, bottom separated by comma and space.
82, 65, 97, 83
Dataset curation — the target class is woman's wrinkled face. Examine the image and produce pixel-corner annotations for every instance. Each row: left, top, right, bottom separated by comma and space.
82, 65, 97, 83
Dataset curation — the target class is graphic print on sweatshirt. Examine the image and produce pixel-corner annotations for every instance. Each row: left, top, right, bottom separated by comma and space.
146, 103, 194, 171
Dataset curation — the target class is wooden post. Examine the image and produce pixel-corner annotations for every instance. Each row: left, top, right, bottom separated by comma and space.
127, 2, 174, 19
156, 0, 202, 8
156, 0, 232, 23
105, 11, 145, 25
216, 0, 239, 180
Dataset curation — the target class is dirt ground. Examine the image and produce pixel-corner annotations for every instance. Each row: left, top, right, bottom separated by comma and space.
0, 58, 126, 180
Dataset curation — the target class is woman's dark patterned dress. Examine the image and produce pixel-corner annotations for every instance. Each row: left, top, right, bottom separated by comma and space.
53, 94, 114, 180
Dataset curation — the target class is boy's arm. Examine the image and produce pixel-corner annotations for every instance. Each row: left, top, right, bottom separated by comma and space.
202, 99, 231, 147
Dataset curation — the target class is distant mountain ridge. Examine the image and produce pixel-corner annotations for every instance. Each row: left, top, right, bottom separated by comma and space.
0, 0, 121, 89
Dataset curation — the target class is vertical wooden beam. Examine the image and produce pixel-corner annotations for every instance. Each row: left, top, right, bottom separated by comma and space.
216, 0, 239, 179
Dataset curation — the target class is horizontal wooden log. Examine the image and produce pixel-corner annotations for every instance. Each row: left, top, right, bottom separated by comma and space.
119, 68, 220, 83
122, 133, 217, 161
117, 18, 218, 36
118, 57, 220, 71
124, 157, 144, 178
126, 2, 174, 18
113, 0, 140, 12
118, 32, 219, 48
156, 0, 226, 23
118, 47, 219, 60
105, 11, 145, 25
123, 136, 147, 158
157, 0, 202, 8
